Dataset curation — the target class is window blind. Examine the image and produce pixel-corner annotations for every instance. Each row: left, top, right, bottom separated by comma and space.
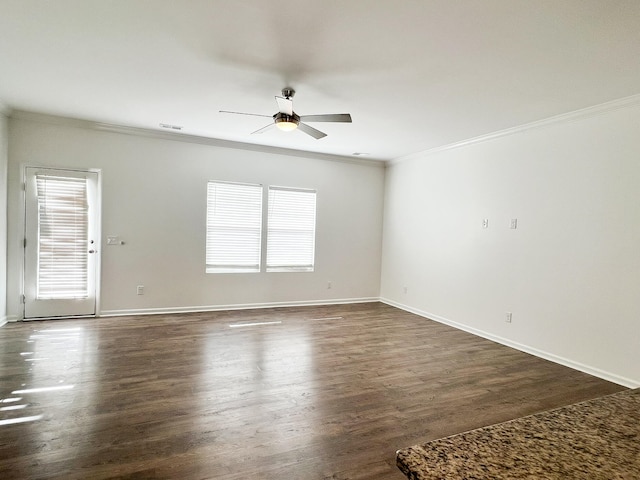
206, 181, 263, 273
266, 186, 317, 272
36, 175, 89, 299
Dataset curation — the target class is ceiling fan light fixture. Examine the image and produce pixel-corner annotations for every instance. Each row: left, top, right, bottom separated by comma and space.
274, 112, 300, 132
276, 121, 298, 132
222, 89, 351, 140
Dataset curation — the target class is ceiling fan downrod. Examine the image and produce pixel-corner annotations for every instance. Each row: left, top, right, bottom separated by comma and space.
281, 87, 295, 100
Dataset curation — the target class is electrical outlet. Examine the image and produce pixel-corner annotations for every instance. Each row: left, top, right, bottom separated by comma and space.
327, 281, 332, 289
482, 218, 489, 229
510, 218, 518, 229
505, 312, 512, 323
137, 285, 144, 295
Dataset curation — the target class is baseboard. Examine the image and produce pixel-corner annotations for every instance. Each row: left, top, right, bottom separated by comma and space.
0, 316, 7, 327
100, 297, 379, 317
380, 297, 640, 389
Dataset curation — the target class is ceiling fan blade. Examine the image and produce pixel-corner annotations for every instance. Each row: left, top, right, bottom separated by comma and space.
275, 96, 293, 115
219, 110, 272, 118
299, 113, 352, 123
251, 123, 274, 135
298, 122, 327, 139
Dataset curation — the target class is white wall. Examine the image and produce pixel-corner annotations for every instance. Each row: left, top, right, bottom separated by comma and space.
0, 112, 7, 325
381, 100, 640, 387
7, 115, 384, 318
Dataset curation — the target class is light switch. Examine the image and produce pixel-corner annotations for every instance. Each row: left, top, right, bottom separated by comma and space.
510, 218, 518, 229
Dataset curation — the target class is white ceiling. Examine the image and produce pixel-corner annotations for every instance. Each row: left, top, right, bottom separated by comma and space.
1, 0, 640, 162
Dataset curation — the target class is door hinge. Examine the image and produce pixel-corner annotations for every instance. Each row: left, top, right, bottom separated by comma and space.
21, 294, 26, 304
23, 238, 27, 248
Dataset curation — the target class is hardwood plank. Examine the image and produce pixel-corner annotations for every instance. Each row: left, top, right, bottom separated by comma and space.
0, 303, 624, 479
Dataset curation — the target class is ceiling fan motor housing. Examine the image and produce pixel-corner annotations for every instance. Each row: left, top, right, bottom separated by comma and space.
281, 87, 295, 99
274, 111, 300, 129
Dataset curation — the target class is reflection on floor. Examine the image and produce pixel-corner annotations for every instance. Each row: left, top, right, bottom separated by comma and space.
0, 303, 625, 479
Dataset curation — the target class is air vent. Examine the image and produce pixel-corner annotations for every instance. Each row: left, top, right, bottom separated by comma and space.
159, 123, 183, 131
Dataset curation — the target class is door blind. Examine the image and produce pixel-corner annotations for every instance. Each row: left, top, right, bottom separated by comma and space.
36, 175, 89, 299
266, 186, 317, 272
206, 181, 263, 273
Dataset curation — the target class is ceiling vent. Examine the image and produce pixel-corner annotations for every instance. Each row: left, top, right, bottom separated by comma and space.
159, 123, 183, 131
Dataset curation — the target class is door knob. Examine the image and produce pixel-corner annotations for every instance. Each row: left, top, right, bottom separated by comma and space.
88, 249, 96, 254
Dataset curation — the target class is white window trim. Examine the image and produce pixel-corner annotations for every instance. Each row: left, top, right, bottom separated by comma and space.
266, 185, 317, 273
206, 182, 317, 274
205, 181, 263, 274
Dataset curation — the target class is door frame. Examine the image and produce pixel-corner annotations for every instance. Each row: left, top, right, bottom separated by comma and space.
20, 165, 102, 320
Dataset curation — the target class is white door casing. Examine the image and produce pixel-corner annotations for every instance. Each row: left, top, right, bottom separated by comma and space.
24, 167, 99, 319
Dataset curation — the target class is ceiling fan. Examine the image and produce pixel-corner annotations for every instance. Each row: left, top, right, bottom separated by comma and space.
220, 87, 352, 139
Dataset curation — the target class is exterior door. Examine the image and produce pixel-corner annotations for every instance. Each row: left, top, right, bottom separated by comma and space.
24, 167, 99, 319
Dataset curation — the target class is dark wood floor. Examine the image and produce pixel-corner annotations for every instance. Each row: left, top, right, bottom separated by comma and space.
0, 302, 625, 479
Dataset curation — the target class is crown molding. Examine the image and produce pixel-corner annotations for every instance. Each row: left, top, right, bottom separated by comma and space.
392, 93, 640, 165
9, 110, 385, 168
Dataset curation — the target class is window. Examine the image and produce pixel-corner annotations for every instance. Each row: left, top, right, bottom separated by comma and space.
35, 175, 89, 299
206, 181, 263, 273
206, 182, 317, 273
266, 186, 317, 272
